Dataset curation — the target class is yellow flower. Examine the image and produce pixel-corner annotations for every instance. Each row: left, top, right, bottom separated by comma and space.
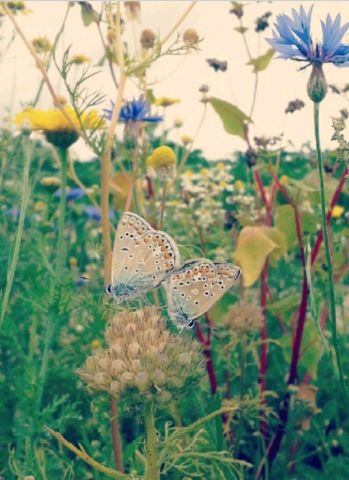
200, 168, 210, 176
219, 180, 228, 189
14, 106, 105, 133
70, 54, 91, 65
332, 205, 344, 218
181, 134, 192, 145
147, 146, 176, 168
32, 36, 52, 54
234, 179, 244, 191
184, 169, 193, 177
146, 146, 176, 181
216, 162, 225, 171
90, 339, 102, 350
69, 256, 78, 267
154, 97, 180, 107
40, 176, 61, 187
174, 118, 183, 128
280, 175, 289, 185
33, 200, 46, 211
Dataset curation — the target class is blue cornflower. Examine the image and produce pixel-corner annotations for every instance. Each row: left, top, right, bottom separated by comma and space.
104, 97, 163, 123
83, 205, 115, 221
54, 187, 86, 201
267, 6, 349, 66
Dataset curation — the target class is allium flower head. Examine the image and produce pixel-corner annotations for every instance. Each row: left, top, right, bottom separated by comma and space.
77, 307, 204, 404
104, 97, 163, 124
267, 6, 349, 66
223, 302, 263, 334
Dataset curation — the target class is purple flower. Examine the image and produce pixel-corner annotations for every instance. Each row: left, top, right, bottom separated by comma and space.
104, 97, 163, 123
83, 205, 115, 221
54, 187, 86, 201
267, 6, 349, 66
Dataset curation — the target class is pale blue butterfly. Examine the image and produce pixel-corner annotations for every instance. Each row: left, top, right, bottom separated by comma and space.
106, 212, 180, 303
164, 259, 241, 328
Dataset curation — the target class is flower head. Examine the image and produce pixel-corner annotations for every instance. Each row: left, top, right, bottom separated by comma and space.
267, 6, 349, 66
146, 145, 177, 181
154, 97, 180, 107
332, 205, 344, 218
104, 97, 162, 124
15, 107, 104, 132
223, 302, 263, 334
54, 187, 86, 201
83, 205, 115, 221
77, 307, 204, 403
140, 29, 157, 49
69, 54, 91, 65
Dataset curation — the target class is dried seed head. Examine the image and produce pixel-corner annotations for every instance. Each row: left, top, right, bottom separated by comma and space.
124, 1, 141, 22
140, 29, 156, 49
77, 307, 204, 404
183, 28, 199, 46
223, 302, 263, 333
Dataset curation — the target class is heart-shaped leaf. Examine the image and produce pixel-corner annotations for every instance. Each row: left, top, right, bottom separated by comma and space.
209, 97, 252, 139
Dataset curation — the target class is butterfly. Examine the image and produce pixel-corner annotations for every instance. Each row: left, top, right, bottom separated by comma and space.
164, 259, 241, 328
106, 212, 180, 303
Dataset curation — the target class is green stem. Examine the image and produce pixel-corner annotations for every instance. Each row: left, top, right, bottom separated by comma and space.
55, 148, 68, 280
144, 401, 159, 480
0, 137, 32, 330
159, 181, 168, 229
313, 102, 345, 391
36, 147, 68, 412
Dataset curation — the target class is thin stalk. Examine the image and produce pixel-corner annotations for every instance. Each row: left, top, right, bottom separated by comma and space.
110, 398, 124, 472
55, 148, 68, 280
313, 102, 345, 391
0, 137, 32, 329
36, 148, 68, 412
47, 428, 129, 479
144, 401, 159, 480
159, 181, 168, 229
102, 4, 127, 471
32, 2, 72, 106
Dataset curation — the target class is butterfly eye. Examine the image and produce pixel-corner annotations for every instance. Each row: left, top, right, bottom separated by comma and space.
187, 319, 195, 328
105, 284, 113, 295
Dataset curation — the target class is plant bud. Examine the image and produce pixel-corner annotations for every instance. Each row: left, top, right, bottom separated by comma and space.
120, 371, 134, 386
153, 368, 166, 385
307, 64, 328, 103
135, 371, 150, 391
140, 29, 156, 49
183, 28, 199, 46
111, 359, 126, 374
128, 342, 141, 357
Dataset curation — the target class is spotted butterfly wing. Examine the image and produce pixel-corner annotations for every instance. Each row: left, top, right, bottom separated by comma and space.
164, 259, 241, 327
107, 212, 180, 303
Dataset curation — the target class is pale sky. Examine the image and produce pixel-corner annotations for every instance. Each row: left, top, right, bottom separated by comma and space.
1, 1, 349, 160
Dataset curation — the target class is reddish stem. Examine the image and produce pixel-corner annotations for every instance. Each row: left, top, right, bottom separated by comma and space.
195, 322, 217, 394
311, 167, 348, 265
264, 167, 348, 471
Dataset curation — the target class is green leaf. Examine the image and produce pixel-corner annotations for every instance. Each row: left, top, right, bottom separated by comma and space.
260, 226, 287, 261
80, 2, 99, 27
234, 226, 276, 287
275, 205, 297, 249
247, 48, 275, 72
209, 97, 252, 139
267, 293, 300, 316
